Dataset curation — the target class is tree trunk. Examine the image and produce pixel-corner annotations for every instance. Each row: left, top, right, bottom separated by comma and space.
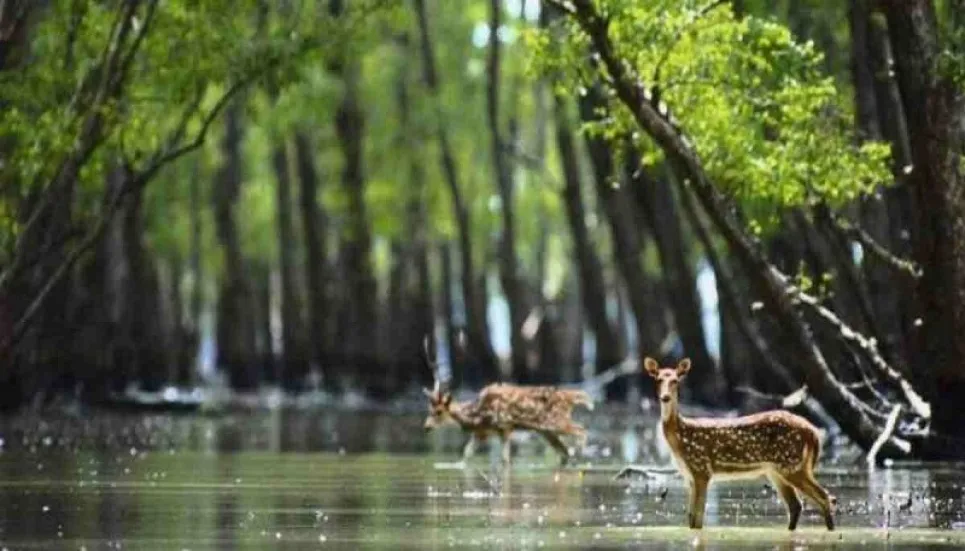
869, 5, 924, 382
579, 87, 662, 401
329, 0, 378, 395
272, 139, 308, 391
487, 0, 527, 383
252, 261, 275, 384
185, 157, 203, 387
552, 95, 625, 376
213, 103, 258, 390
849, 0, 908, 368
385, 241, 407, 394
397, 36, 436, 393
439, 242, 460, 390
882, 0, 965, 453
628, 157, 720, 404
294, 131, 331, 389
123, 185, 169, 392
562, 0, 908, 455
413, 0, 496, 384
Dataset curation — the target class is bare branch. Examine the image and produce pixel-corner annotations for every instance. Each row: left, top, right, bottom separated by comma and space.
783, 275, 931, 420
832, 214, 923, 279
1, 70, 267, 355
866, 405, 907, 468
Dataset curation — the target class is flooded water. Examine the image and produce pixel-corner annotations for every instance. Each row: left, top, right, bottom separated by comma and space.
0, 409, 963, 549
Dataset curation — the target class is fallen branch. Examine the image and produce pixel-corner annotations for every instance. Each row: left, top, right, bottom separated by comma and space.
735, 384, 809, 408
867, 404, 905, 468
548, 0, 911, 457
784, 277, 931, 420
613, 465, 679, 480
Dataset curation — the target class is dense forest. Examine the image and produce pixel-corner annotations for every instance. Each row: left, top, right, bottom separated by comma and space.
1, 0, 964, 459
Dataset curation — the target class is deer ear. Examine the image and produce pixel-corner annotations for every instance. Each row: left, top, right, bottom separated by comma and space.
644, 357, 660, 378
423, 387, 434, 399
676, 358, 691, 377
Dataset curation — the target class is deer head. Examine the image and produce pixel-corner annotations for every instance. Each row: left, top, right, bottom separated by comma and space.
644, 357, 691, 419
422, 335, 454, 431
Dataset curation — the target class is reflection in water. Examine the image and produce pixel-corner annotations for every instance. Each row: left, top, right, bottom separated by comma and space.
0, 410, 962, 549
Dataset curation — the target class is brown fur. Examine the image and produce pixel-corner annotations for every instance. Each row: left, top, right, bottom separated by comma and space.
423, 383, 592, 466
644, 357, 835, 531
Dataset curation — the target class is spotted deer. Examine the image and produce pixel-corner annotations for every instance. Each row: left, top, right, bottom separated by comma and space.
421, 338, 592, 466
644, 357, 835, 531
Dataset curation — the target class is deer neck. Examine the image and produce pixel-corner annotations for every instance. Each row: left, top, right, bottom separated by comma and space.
448, 401, 475, 429
660, 399, 681, 425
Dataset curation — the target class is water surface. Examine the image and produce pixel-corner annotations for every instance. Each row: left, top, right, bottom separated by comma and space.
0, 409, 962, 549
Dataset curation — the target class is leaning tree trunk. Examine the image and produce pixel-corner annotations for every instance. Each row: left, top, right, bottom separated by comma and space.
558, 0, 909, 456
413, 0, 496, 385
294, 131, 332, 389
628, 157, 721, 405
579, 86, 663, 401
272, 138, 308, 391
213, 103, 258, 390
881, 0, 965, 454
552, 95, 625, 377
487, 0, 528, 383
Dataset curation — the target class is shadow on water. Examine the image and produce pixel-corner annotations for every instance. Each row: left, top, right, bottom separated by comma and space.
0, 408, 963, 549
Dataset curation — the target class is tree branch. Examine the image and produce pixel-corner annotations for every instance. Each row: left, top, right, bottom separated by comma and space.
867, 405, 906, 468
1, 70, 266, 355
831, 212, 923, 279
784, 278, 931, 420
651, 0, 727, 95
554, 0, 910, 456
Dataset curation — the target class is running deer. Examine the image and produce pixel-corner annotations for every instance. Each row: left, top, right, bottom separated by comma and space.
644, 357, 835, 531
421, 338, 592, 466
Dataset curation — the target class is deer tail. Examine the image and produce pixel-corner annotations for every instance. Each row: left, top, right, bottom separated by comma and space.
560, 389, 594, 411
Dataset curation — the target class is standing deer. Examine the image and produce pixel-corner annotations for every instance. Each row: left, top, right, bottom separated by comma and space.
644, 357, 835, 531
421, 338, 592, 466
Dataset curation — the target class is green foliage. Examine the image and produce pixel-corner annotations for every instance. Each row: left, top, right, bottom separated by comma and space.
529, 0, 893, 232
0, 0, 395, 269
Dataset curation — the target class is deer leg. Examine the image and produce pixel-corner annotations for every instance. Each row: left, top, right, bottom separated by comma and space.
540, 431, 570, 466
788, 472, 835, 531
688, 476, 709, 529
569, 424, 588, 450
499, 431, 512, 466
768, 473, 802, 531
462, 434, 479, 461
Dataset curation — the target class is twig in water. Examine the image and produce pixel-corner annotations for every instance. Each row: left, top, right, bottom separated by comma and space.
867, 404, 903, 469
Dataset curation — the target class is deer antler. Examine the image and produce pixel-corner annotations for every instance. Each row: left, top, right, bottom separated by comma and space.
422, 334, 446, 396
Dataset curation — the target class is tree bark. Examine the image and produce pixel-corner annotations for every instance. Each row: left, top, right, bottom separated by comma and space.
294, 131, 331, 389
579, 86, 663, 401
412, 0, 496, 384
272, 139, 308, 391
397, 35, 436, 393
439, 242, 460, 390
487, 0, 527, 383
213, 103, 258, 390
881, 0, 965, 452
558, 0, 908, 455
552, 95, 625, 377
628, 157, 720, 404
330, 0, 378, 394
